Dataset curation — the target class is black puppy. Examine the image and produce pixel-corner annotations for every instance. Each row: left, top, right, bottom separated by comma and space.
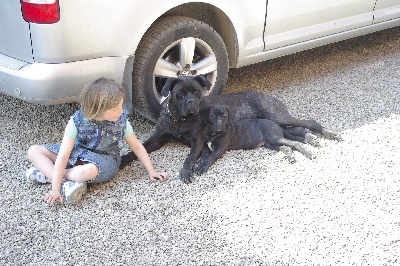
200, 91, 340, 140
120, 75, 211, 183
195, 105, 313, 174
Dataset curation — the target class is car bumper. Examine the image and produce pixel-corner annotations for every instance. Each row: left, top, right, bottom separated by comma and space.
0, 55, 128, 105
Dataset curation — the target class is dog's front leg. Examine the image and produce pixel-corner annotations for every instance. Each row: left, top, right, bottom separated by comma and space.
195, 142, 227, 175
197, 146, 212, 165
119, 151, 138, 169
143, 133, 171, 154
119, 130, 171, 170
195, 127, 233, 175
180, 138, 204, 183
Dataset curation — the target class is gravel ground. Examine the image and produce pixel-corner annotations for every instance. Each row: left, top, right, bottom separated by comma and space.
1, 27, 400, 265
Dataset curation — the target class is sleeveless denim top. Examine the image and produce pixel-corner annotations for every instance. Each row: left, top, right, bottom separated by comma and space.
69, 109, 128, 165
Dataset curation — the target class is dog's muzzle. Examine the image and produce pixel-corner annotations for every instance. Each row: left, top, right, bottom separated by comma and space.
181, 98, 199, 116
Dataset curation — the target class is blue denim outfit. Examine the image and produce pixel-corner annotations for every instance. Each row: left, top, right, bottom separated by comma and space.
45, 109, 128, 183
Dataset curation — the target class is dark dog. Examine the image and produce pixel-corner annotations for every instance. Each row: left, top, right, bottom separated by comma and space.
120, 75, 211, 183
200, 91, 340, 140
121, 75, 339, 182
195, 105, 314, 174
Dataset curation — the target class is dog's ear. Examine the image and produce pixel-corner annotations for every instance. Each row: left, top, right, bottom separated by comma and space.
206, 106, 213, 121
194, 75, 212, 89
223, 105, 230, 122
161, 77, 180, 97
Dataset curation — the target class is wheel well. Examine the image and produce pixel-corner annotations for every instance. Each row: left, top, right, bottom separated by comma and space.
157, 3, 238, 68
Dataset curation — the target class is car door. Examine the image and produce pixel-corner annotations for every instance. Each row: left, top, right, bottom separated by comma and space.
374, 0, 400, 23
263, 0, 377, 51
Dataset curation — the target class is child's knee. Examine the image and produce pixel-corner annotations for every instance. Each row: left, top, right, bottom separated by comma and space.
84, 164, 99, 180
27, 145, 42, 160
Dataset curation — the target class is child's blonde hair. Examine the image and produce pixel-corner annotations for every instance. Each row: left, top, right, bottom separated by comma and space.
80, 78, 126, 120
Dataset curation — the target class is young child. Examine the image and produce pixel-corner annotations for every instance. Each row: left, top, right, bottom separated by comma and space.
26, 78, 168, 205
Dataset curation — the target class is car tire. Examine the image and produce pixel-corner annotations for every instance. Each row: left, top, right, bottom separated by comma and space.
132, 16, 229, 121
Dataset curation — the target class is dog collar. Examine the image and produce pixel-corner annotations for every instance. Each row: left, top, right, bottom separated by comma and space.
166, 102, 186, 122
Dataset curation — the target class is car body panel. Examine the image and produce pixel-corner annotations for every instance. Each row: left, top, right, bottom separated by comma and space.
207, 0, 267, 57
0, 56, 128, 104
374, 0, 400, 23
241, 17, 400, 67
29, 0, 267, 63
0, 2, 33, 63
263, 0, 376, 51
30, 0, 146, 63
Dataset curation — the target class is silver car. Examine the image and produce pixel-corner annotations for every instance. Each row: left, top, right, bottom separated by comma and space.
1, 0, 399, 120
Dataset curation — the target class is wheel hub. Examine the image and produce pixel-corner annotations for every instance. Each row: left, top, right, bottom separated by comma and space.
177, 65, 197, 77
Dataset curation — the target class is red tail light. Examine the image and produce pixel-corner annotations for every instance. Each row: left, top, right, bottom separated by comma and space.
21, 0, 60, 24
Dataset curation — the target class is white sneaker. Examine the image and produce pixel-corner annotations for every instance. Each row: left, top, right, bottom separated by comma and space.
62, 181, 87, 204
26, 167, 51, 184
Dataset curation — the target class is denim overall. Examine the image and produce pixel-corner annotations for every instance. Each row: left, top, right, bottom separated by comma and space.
45, 109, 128, 183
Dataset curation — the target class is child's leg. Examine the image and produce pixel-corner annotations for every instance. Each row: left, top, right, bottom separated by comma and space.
27, 145, 58, 180
28, 145, 98, 183
64, 163, 99, 183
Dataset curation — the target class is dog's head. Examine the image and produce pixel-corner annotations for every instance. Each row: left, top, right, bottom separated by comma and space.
207, 104, 230, 136
161, 75, 211, 118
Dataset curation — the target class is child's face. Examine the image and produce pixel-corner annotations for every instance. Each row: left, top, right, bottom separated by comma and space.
96, 99, 124, 122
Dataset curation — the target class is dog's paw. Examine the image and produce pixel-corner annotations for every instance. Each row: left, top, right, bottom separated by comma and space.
305, 133, 321, 147
287, 156, 297, 164
322, 128, 342, 141
179, 168, 194, 184
194, 163, 209, 175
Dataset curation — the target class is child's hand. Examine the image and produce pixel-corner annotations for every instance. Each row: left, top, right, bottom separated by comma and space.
44, 190, 64, 205
150, 172, 168, 182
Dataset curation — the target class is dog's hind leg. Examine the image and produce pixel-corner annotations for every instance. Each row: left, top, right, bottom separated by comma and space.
278, 145, 296, 164
284, 126, 320, 147
283, 128, 306, 143
277, 138, 313, 160
273, 114, 341, 140
264, 142, 296, 163
284, 126, 307, 138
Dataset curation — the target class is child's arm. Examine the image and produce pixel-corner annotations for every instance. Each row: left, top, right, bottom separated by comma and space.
44, 134, 75, 205
124, 133, 168, 181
